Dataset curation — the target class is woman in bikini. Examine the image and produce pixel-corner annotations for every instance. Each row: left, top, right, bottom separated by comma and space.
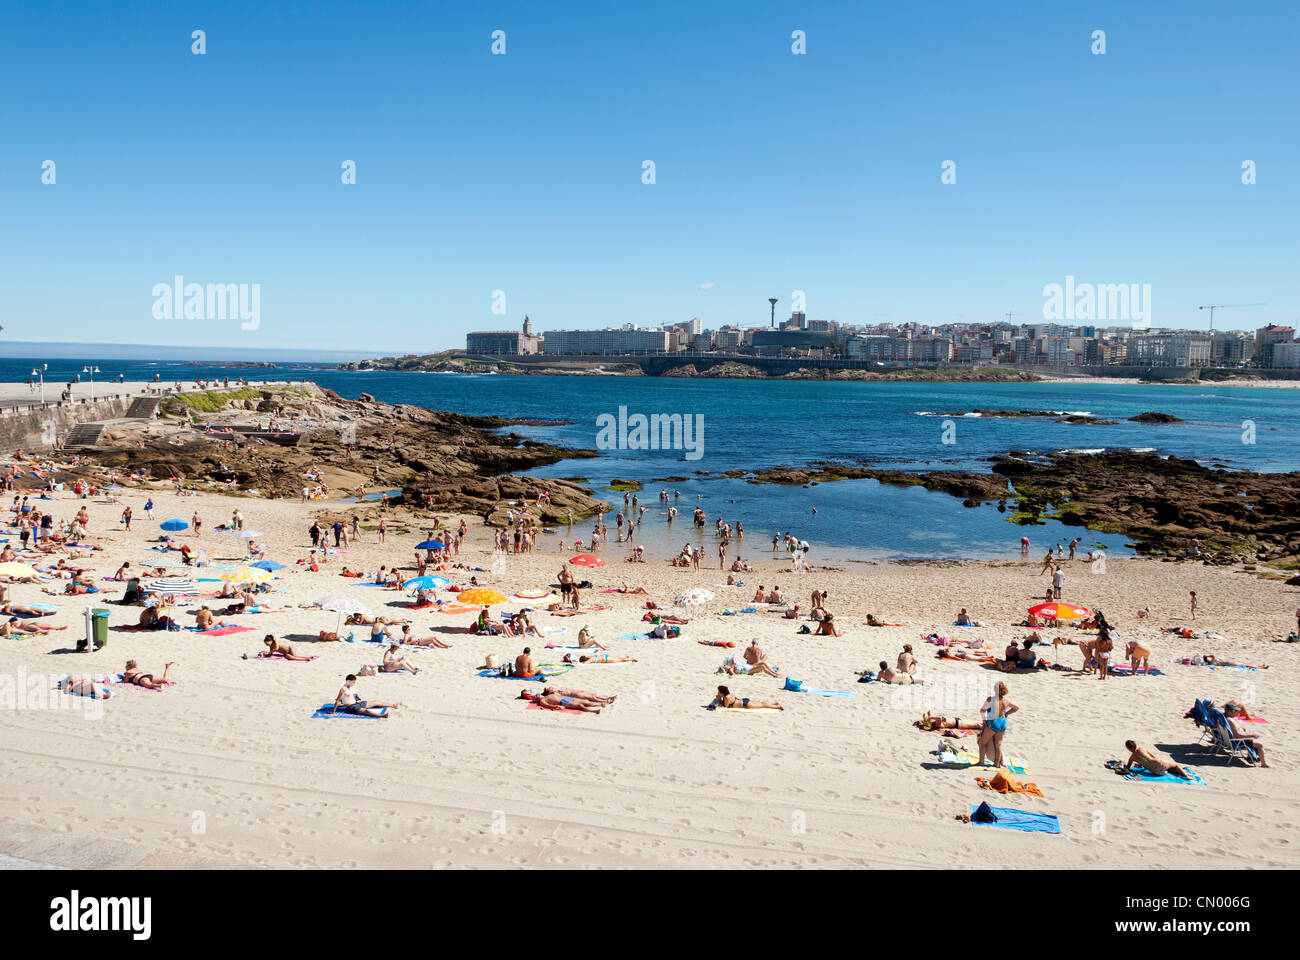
1122, 740, 1192, 779
123, 659, 175, 689
382, 643, 421, 674
577, 654, 638, 663
711, 684, 782, 710
399, 625, 452, 649
261, 634, 313, 661
916, 711, 982, 731
618, 582, 648, 595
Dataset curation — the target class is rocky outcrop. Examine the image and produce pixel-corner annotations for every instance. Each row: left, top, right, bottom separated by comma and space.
1128, 411, 1184, 423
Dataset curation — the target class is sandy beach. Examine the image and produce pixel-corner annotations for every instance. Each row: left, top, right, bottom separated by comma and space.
1, 484, 1296, 871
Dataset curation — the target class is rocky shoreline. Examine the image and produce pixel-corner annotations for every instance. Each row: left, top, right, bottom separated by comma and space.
47, 384, 611, 525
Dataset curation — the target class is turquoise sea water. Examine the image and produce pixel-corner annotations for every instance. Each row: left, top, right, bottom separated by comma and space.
7, 358, 1297, 563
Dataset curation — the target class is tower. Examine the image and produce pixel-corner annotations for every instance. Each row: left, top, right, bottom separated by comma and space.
522, 315, 532, 336
768, 298, 778, 328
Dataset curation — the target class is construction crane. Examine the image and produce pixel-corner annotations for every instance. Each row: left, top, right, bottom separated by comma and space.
1198, 302, 1264, 333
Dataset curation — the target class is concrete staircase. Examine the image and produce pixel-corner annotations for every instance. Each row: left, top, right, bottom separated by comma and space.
62, 423, 105, 449
125, 396, 161, 419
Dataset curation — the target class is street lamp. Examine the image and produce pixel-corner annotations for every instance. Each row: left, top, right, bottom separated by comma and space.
31, 364, 46, 403
82, 365, 100, 402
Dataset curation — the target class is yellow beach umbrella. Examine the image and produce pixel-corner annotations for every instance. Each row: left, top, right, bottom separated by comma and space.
458, 588, 506, 606
220, 566, 272, 584
0, 562, 37, 578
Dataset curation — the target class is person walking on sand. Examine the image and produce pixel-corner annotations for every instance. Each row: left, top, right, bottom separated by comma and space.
1189, 591, 1198, 620
1052, 565, 1064, 600
977, 681, 1018, 768
192, 511, 202, 536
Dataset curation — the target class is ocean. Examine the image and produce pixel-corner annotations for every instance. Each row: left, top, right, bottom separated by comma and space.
6, 357, 1298, 564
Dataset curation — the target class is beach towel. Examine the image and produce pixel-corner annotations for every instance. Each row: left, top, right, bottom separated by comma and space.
939, 651, 996, 663
105, 673, 173, 691
1106, 663, 1165, 675
190, 624, 257, 636
969, 805, 1060, 834
311, 702, 386, 719
1208, 664, 1256, 672
939, 751, 1029, 775
1122, 766, 1206, 784
251, 651, 318, 662
975, 771, 1045, 797
788, 687, 856, 699
476, 667, 567, 683
708, 704, 783, 713
615, 633, 645, 641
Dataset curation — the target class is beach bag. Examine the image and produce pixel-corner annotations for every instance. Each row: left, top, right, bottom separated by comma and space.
783, 678, 803, 692
797, 625, 811, 634
483, 653, 499, 670
972, 801, 999, 823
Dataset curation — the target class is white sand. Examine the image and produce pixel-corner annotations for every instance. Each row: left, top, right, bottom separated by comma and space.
1, 487, 1296, 869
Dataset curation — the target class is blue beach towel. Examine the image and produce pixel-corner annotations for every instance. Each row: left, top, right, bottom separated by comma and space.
311, 703, 387, 719
477, 669, 549, 682
791, 687, 856, 698
969, 805, 1060, 834
1124, 767, 1206, 785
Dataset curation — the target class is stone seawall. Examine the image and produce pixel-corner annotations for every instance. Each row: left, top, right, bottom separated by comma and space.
0, 396, 135, 451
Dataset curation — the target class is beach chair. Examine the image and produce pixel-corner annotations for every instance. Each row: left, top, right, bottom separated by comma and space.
1208, 708, 1259, 766
1187, 698, 1217, 745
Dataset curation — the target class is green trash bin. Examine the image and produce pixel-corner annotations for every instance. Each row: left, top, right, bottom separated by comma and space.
90, 608, 110, 650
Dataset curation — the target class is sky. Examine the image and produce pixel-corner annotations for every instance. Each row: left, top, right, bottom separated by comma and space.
2, 0, 1297, 355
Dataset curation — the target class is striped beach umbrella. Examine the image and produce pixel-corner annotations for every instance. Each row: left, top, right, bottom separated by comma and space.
1029, 602, 1091, 621
143, 577, 199, 596
569, 554, 605, 567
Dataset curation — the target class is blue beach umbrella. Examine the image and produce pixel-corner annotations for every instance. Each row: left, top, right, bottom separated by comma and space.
403, 575, 451, 590
251, 560, 285, 571
415, 540, 446, 550
160, 519, 189, 532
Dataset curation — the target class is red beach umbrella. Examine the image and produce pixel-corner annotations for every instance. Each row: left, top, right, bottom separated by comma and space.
569, 554, 606, 567
1029, 602, 1091, 621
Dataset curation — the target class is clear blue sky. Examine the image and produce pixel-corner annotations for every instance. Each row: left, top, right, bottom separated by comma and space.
2, 0, 1296, 353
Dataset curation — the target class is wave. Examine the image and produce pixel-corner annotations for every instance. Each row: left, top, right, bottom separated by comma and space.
1058, 447, 1106, 454
1130, 447, 1157, 453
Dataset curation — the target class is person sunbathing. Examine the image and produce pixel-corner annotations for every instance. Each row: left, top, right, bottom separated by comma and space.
1122, 740, 1192, 779
766, 587, 783, 604
941, 645, 992, 661
864, 614, 887, 626
346, 613, 408, 626
1, 615, 68, 634
1202, 654, 1268, 670
874, 661, 928, 685
261, 634, 313, 660
915, 711, 982, 731
720, 655, 780, 678
955, 608, 974, 626
897, 644, 918, 674
711, 684, 782, 710
0, 601, 55, 617
577, 625, 607, 650
813, 613, 841, 636
525, 690, 602, 713
332, 675, 400, 717
577, 653, 637, 663
743, 640, 781, 677
399, 625, 451, 649
381, 644, 422, 674
1223, 705, 1270, 767
781, 603, 802, 620
642, 612, 689, 625
194, 606, 215, 630
648, 621, 680, 639
122, 659, 175, 689
508, 611, 542, 637
541, 685, 616, 705
618, 582, 648, 594
473, 608, 508, 636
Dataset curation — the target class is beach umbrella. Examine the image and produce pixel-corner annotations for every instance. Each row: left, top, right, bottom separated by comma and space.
312, 594, 372, 633
143, 576, 199, 596
512, 589, 560, 603
251, 560, 285, 571
0, 561, 37, 578
458, 588, 507, 606
403, 575, 451, 590
220, 566, 272, 584
674, 587, 715, 607
415, 540, 446, 550
569, 554, 605, 567
1029, 602, 1091, 621
160, 519, 188, 532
